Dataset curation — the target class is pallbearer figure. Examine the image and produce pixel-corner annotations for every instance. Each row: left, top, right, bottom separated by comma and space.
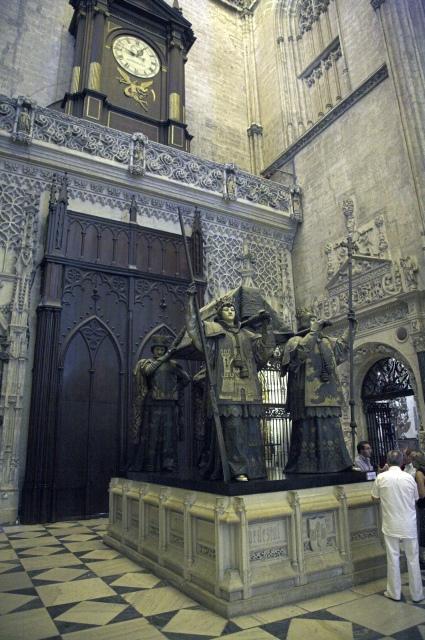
282, 309, 353, 474
132, 335, 190, 473
186, 287, 275, 481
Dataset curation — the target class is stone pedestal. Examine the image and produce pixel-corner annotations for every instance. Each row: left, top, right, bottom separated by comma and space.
105, 478, 386, 617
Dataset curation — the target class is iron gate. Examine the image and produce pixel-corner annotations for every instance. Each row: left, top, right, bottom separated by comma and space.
259, 358, 291, 479
362, 357, 414, 467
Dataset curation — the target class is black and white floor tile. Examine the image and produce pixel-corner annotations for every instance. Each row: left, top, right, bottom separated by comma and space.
1, 519, 425, 639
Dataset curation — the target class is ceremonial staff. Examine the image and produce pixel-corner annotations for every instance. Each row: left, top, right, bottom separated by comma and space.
343, 200, 358, 460
178, 208, 231, 483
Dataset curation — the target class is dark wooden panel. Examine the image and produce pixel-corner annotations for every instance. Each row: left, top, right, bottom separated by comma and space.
22, 199, 205, 523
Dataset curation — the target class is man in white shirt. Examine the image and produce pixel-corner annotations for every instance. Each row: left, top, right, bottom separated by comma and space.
371, 450, 424, 602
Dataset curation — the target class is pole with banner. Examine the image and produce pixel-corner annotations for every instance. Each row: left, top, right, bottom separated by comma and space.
178, 208, 230, 483
343, 199, 358, 461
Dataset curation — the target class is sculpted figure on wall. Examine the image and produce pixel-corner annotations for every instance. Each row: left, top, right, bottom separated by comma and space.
186, 287, 275, 481
132, 335, 190, 473
282, 309, 353, 473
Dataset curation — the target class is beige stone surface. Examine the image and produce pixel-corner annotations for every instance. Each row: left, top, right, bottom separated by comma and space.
0, 608, 59, 640
54, 601, 128, 626
20, 552, 82, 572
63, 618, 167, 640
123, 586, 195, 616
162, 608, 227, 636
36, 577, 116, 607
287, 618, 353, 640
232, 604, 305, 629
329, 593, 425, 636
298, 589, 363, 612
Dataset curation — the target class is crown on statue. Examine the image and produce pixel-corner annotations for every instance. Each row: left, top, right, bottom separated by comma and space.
215, 295, 235, 313
296, 306, 315, 331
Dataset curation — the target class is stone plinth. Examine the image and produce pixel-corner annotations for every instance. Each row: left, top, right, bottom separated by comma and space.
105, 478, 386, 617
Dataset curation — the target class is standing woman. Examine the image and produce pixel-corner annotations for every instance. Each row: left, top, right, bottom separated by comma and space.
413, 451, 425, 567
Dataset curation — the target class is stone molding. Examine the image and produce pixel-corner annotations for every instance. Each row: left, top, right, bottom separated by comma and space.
263, 64, 389, 177
0, 95, 291, 214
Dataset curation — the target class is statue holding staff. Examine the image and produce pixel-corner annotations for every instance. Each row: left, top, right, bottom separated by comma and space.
186, 287, 275, 481
282, 309, 353, 474
132, 334, 190, 473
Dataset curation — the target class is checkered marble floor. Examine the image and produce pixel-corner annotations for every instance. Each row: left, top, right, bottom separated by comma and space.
1, 520, 425, 640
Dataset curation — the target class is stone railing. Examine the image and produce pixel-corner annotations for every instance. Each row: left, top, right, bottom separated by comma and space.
0, 95, 296, 215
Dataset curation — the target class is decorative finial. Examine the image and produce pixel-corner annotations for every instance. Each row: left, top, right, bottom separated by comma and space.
129, 195, 138, 222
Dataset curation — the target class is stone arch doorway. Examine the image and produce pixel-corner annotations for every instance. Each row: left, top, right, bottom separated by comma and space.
362, 357, 419, 467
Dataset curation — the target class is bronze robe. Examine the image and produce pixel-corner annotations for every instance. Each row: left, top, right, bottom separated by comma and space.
282, 330, 352, 473
187, 299, 274, 480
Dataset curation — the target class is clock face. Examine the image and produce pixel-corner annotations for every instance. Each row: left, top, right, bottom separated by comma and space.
112, 36, 160, 78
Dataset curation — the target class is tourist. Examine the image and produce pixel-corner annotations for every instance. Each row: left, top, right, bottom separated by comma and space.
371, 450, 423, 602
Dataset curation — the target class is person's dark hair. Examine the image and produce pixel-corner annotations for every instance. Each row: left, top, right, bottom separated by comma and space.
387, 450, 403, 467
357, 440, 370, 454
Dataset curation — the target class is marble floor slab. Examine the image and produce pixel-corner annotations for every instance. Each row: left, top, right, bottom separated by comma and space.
286, 618, 353, 640
0, 607, 59, 640
162, 608, 227, 636
329, 593, 425, 635
63, 618, 167, 639
36, 576, 117, 606
123, 586, 196, 616
53, 600, 128, 626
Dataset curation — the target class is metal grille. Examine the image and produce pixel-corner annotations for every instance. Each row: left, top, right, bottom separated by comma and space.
259, 358, 292, 479
365, 402, 397, 468
362, 358, 414, 401
362, 358, 414, 467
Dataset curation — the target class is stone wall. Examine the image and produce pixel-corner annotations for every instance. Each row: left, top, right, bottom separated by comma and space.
0, 0, 74, 107
180, 0, 252, 169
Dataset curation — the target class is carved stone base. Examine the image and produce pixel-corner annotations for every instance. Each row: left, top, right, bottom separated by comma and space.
105, 478, 388, 617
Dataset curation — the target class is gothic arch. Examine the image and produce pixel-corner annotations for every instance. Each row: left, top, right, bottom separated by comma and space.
353, 341, 420, 442
354, 342, 419, 400
134, 322, 177, 363
59, 314, 124, 370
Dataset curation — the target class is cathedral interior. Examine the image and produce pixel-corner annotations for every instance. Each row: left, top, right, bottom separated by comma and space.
0, 0, 424, 638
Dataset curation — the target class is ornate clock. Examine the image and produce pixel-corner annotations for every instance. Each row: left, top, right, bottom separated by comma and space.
112, 36, 160, 78
57, 0, 195, 149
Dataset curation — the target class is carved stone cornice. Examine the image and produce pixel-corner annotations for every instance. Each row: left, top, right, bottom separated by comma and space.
0, 95, 292, 215
263, 64, 389, 177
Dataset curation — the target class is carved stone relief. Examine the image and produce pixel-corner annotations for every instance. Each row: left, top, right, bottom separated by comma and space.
0, 95, 292, 214
0, 166, 41, 496
201, 216, 296, 326
312, 210, 419, 320
303, 511, 337, 554
248, 518, 289, 563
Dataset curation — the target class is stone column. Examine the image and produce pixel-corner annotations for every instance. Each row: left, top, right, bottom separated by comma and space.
241, 8, 264, 174
414, 336, 425, 404
372, 0, 425, 256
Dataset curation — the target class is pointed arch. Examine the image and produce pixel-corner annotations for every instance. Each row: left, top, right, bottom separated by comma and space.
134, 322, 177, 364
59, 315, 124, 370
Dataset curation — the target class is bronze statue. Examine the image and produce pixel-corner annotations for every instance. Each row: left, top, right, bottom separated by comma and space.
186, 288, 275, 481
282, 310, 353, 473
132, 334, 190, 473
